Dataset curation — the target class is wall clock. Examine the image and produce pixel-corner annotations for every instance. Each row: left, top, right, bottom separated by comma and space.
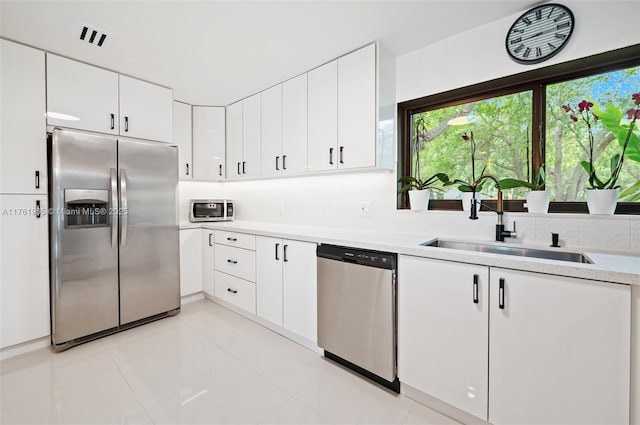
505, 3, 575, 64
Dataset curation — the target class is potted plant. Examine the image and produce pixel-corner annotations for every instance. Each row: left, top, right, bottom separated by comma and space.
563, 93, 639, 214
499, 137, 549, 213
398, 115, 450, 211
449, 132, 485, 213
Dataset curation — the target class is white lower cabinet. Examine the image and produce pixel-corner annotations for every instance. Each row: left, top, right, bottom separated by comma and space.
202, 230, 215, 296
488, 268, 630, 425
179, 229, 203, 296
214, 271, 256, 314
398, 256, 489, 420
398, 256, 631, 424
0, 195, 49, 348
256, 237, 317, 340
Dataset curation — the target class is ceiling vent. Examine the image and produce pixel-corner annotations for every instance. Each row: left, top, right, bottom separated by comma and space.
79, 25, 108, 47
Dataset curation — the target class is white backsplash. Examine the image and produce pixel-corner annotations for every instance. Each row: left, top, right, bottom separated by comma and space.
179, 172, 640, 255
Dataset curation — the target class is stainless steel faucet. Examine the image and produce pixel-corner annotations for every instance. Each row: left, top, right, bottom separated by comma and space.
469, 174, 517, 242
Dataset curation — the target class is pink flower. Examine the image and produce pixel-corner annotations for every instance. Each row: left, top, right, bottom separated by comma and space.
570, 115, 578, 122
461, 133, 469, 141
626, 108, 640, 120
578, 100, 593, 112
632, 92, 640, 106
562, 105, 572, 113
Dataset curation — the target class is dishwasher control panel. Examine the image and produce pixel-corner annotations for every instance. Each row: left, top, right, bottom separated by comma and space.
317, 244, 396, 270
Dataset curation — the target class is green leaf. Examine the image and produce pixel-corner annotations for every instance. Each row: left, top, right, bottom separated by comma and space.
609, 153, 620, 175
619, 180, 640, 201
499, 178, 536, 190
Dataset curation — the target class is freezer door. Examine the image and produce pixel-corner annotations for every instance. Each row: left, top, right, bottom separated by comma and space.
118, 139, 180, 325
50, 128, 119, 345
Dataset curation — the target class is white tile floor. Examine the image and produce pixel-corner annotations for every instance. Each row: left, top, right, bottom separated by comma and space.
1, 300, 460, 425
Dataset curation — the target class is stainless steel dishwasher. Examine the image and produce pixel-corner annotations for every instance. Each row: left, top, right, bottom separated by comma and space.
317, 244, 399, 392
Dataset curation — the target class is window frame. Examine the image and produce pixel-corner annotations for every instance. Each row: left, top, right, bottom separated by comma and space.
397, 44, 640, 213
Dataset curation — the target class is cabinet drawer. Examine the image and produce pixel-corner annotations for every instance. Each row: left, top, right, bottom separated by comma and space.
214, 244, 256, 282
214, 271, 256, 314
215, 231, 256, 250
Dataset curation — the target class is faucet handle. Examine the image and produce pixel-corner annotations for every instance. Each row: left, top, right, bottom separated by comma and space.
510, 221, 517, 239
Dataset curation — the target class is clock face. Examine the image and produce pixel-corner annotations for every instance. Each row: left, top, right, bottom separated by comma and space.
506, 3, 574, 64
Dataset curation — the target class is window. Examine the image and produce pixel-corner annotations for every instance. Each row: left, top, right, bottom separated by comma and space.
398, 45, 640, 213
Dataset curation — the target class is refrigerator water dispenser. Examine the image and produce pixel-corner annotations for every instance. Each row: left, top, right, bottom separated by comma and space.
64, 188, 109, 227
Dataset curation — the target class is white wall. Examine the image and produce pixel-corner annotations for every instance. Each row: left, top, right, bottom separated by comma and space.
181, 1, 640, 255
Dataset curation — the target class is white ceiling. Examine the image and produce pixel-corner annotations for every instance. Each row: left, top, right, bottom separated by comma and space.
0, 0, 537, 106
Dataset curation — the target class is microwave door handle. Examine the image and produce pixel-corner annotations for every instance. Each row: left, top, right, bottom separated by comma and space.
110, 168, 118, 248
119, 169, 128, 247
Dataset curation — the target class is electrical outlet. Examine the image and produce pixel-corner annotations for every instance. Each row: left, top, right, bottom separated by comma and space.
360, 201, 371, 217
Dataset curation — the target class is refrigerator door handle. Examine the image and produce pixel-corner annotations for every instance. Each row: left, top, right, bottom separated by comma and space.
119, 169, 128, 247
110, 168, 118, 249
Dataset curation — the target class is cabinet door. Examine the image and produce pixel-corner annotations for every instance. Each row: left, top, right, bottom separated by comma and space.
193, 106, 226, 181
489, 268, 630, 425
283, 240, 317, 342
179, 229, 203, 296
46, 53, 119, 135
261, 85, 283, 177
172, 101, 192, 180
119, 75, 172, 143
337, 44, 376, 169
398, 256, 489, 420
202, 230, 215, 296
0, 195, 49, 348
226, 101, 243, 180
308, 60, 338, 172
256, 236, 283, 326
1, 40, 46, 194
281, 74, 308, 175
242, 93, 262, 178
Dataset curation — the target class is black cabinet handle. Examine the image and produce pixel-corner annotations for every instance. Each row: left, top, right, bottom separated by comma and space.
276, 156, 280, 171
219, 164, 223, 176
36, 200, 41, 218
339, 146, 344, 164
227, 288, 238, 294
473, 274, 479, 304
186, 163, 189, 176
208, 233, 213, 246
282, 155, 287, 170
124, 116, 129, 132
242, 161, 246, 174
329, 147, 334, 165
499, 278, 505, 309
283, 244, 288, 262
35, 171, 40, 189
227, 259, 238, 264
110, 113, 115, 130
226, 237, 237, 242
275, 243, 280, 260
237, 162, 241, 175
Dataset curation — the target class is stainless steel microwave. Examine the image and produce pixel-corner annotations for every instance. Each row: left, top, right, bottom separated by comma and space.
189, 199, 234, 222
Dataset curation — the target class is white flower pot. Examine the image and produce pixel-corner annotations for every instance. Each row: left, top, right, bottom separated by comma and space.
461, 192, 483, 214
524, 190, 550, 214
586, 189, 618, 215
408, 189, 430, 211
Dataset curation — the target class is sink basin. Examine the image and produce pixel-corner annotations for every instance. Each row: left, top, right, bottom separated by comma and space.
421, 239, 592, 264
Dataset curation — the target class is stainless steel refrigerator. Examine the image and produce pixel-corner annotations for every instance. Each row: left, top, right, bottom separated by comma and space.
49, 128, 180, 351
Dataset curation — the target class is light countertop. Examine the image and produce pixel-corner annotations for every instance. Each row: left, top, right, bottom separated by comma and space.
180, 221, 640, 286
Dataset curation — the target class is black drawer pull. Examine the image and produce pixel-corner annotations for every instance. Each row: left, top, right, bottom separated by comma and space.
339, 146, 344, 164
276, 156, 280, 171
208, 233, 213, 246
124, 116, 129, 132
275, 243, 280, 260
242, 161, 246, 174
283, 244, 288, 262
35, 171, 40, 189
219, 164, 223, 176
186, 163, 189, 176
473, 274, 479, 304
329, 147, 334, 165
499, 278, 505, 309
110, 113, 115, 130
282, 155, 287, 170
227, 237, 237, 242
227, 288, 238, 294
227, 259, 238, 264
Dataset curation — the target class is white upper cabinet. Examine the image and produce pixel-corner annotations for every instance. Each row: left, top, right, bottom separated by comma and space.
307, 60, 338, 172
46, 53, 119, 135
46, 54, 172, 143
337, 44, 376, 169
1, 40, 46, 194
172, 101, 192, 180
488, 269, 630, 425
281, 74, 308, 175
242, 93, 262, 178
119, 75, 172, 143
261, 85, 283, 177
226, 101, 243, 179
193, 106, 226, 181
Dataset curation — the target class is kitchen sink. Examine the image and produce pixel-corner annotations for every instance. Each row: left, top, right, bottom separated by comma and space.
421, 239, 593, 264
